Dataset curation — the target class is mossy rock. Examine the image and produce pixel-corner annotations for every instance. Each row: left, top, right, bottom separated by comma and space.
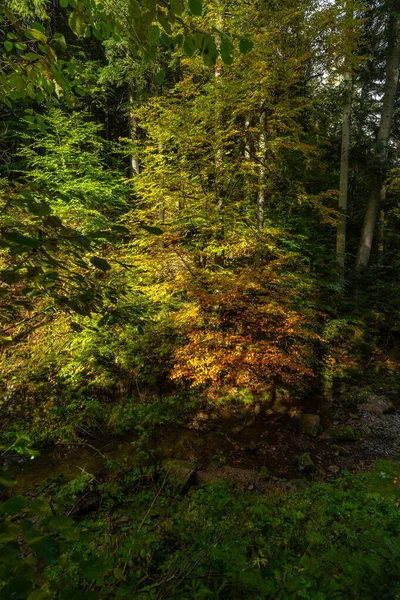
297, 452, 315, 473
299, 414, 320, 437
328, 426, 370, 442
162, 459, 196, 492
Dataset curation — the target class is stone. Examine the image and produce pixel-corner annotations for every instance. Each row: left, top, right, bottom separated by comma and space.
297, 452, 315, 473
328, 426, 357, 442
328, 465, 340, 474
328, 426, 370, 442
285, 479, 310, 493
299, 414, 320, 437
259, 466, 270, 480
359, 396, 395, 415
162, 459, 197, 492
332, 444, 349, 456
244, 441, 257, 452
341, 387, 395, 414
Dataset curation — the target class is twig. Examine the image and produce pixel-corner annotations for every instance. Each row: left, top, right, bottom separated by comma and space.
67, 490, 93, 517
55, 441, 107, 459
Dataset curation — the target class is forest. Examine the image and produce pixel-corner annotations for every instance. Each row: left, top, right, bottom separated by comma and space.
1, 0, 400, 597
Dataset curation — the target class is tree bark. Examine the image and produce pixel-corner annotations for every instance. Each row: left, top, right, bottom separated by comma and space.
355, 13, 400, 271
257, 110, 266, 231
128, 82, 140, 178
336, 70, 352, 270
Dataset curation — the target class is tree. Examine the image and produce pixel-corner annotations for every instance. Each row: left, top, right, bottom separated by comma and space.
355, 9, 400, 270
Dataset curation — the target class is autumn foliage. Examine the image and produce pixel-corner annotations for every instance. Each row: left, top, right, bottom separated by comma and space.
170, 265, 320, 395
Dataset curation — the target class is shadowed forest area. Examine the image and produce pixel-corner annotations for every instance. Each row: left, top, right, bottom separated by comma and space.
2, 0, 400, 598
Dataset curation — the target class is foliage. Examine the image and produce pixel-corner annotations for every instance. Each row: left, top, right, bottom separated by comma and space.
1, 461, 400, 598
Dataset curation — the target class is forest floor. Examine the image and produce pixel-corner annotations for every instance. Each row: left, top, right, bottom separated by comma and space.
8, 378, 400, 495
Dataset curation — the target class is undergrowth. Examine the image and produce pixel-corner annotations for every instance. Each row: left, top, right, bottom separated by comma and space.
1, 460, 400, 599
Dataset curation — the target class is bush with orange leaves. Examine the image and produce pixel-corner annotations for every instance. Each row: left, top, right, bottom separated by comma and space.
170, 266, 322, 395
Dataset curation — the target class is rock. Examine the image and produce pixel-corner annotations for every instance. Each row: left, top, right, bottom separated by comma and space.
244, 441, 257, 452
328, 465, 340, 474
161, 459, 196, 492
2, 453, 29, 467
332, 444, 349, 456
328, 426, 356, 442
297, 452, 315, 472
232, 424, 247, 433
299, 414, 320, 437
285, 479, 310, 493
359, 396, 395, 415
357, 426, 371, 439
259, 466, 269, 480
341, 387, 395, 414
197, 412, 209, 421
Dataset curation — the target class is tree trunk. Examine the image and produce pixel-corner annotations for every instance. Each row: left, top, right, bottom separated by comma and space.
336, 70, 352, 270
257, 110, 266, 231
355, 14, 400, 271
128, 82, 140, 178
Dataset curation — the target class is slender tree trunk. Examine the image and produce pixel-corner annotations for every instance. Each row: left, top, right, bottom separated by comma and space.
128, 82, 140, 178
257, 110, 266, 231
214, 5, 225, 266
337, 70, 352, 270
355, 14, 400, 271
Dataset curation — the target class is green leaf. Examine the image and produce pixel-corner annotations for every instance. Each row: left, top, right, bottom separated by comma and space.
3, 231, 40, 249
0, 271, 23, 285
239, 38, 254, 53
220, 35, 234, 65
170, 0, 185, 15
0, 468, 17, 487
156, 69, 166, 85
90, 256, 111, 271
140, 225, 164, 235
69, 11, 86, 37
52, 33, 67, 48
2, 495, 27, 515
4, 40, 13, 52
183, 34, 197, 56
188, 0, 202, 16
43, 215, 63, 228
111, 225, 130, 234
27, 28, 47, 42
202, 35, 218, 67
59, 0, 69, 6
81, 556, 109, 581
29, 536, 60, 564
114, 567, 125, 581
48, 515, 74, 531
0, 520, 20, 542
30, 497, 51, 517
28, 589, 52, 600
